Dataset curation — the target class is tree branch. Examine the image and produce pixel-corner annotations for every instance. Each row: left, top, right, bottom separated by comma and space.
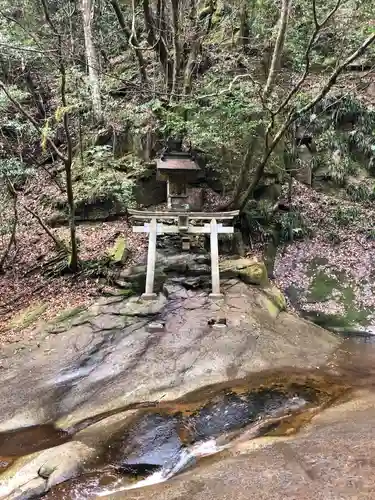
142, 0, 156, 45
109, 0, 148, 82
40, 0, 59, 35
298, 32, 375, 117
108, 0, 132, 41
0, 80, 67, 162
5, 176, 66, 252
238, 30, 375, 211
24, 204, 67, 251
275, 0, 343, 115
40, 0, 79, 271
0, 42, 57, 54
170, 0, 180, 98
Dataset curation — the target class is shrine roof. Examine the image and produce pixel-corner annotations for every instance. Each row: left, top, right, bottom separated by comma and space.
156, 156, 200, 171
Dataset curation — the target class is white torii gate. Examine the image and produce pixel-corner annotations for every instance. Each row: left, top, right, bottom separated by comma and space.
129, 209, 239, 300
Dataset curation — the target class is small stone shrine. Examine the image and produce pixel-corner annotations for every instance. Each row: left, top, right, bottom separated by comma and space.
156, 138, 200, 211
129, 139, 239, 300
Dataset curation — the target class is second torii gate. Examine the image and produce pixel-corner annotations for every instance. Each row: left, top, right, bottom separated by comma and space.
129, 209, 239, 300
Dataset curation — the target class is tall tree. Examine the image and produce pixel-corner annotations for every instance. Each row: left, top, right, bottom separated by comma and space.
81, 0, 103, 122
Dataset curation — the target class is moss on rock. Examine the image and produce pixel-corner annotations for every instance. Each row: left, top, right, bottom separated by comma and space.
53, 306, 87, 324
9, 303, 48, 331
221, 257, 268, 286
108, 236, 128, 265
262, 296, 281, 318
263, 285, 287, 312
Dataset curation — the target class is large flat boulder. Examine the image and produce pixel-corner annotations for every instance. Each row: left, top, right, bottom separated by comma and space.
0, 278, 342, 499
0, 280, 339, 432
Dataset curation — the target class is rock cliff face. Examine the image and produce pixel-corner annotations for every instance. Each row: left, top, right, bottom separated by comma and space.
0, 260, 342, 499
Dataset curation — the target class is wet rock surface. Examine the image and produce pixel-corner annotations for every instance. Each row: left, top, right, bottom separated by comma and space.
111, 414, 182, 474
183, 390, 307, 442
0, 273, 356, 499
0, 278, 338, 432
100, 390, 375, 500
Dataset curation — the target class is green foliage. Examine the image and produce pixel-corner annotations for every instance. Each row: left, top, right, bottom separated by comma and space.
312, 95, 375, 188
241, 201, 310, 244
278, 210, 310, 242
145, 83, 267, 190
72, 145, 140, 207
326, 231, 341, 245
346, 182, 374, 202
242, 199, 275, 237
332, 206, 361, 227
285, 1, 375, 70
0, 158, 34, 182
0, 86, 29, 112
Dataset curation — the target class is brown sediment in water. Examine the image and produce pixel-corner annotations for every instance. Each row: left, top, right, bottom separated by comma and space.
75, 365, 353, 429
61, 365, 350, 435
0, 424, 70, 457
0, 366, 353, 460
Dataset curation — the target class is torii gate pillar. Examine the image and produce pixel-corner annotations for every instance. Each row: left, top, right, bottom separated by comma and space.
129, 210, 239, 300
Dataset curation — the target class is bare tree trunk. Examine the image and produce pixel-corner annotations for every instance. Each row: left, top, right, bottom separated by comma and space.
262, 0, 291, 100
230, 134, 257, 204
41, 0, 79, 271
24, 68, 45, 117
143, 0, 155, 45
110, 0, 148, 82
81, 0, 103, 123
182, 1, 216, 96
239, 2, 249, 49
0, 183, 17, 274
0, 52, 9, 82
60, 65, 78, 271
183, 21, 201, 96
170, 0, 180, 98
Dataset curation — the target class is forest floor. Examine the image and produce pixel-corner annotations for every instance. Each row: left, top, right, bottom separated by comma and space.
274, 180, 375, 328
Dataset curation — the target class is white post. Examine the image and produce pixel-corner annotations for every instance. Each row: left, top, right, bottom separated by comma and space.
142, 217, 158, 300
167, 180, 172, 210
209, 218, 223, 299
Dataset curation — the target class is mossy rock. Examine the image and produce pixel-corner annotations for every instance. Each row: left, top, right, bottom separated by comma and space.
262, 285, 287, 312
119, 294, 167, 316
256, 295, 280, 319
112, 289, 134, 298
221, 257, 268, 286
116, 267, 167, 293
108, 236, 128, 265
9, 302, 48, 331
53, 306, 87, 324
295, 260, 373, 331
